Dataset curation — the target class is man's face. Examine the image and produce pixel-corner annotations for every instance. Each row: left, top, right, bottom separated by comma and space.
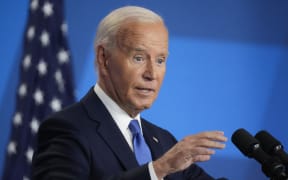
99, 21, 168, 117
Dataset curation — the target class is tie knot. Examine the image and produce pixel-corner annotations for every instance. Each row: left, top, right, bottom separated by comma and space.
129, 120, 141, 136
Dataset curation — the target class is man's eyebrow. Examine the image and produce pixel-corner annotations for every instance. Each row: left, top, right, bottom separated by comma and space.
119, 42, 145, 52
133, 47, 145, 52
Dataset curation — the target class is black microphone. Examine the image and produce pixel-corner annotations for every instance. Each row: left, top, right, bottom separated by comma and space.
232, 128, 287, 179
255, 130, 288, 166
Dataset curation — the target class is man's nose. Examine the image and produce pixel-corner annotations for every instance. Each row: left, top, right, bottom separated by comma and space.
143, 60, 156, 81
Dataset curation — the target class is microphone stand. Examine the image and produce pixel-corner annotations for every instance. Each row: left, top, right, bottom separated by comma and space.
261, 157, 288, 180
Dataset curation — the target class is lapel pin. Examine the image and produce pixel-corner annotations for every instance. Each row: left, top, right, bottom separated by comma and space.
152, 136, 159, 143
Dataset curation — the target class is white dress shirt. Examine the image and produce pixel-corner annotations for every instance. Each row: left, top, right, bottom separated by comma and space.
93, 84, 158, 180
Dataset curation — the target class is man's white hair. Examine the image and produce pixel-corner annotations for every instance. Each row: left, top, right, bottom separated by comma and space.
94, 6, 164, 49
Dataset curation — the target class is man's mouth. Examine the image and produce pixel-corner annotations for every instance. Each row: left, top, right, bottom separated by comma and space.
135, 87, 155, 94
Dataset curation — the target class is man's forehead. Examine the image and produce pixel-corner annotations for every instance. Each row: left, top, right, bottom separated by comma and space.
114, 22, 168, 52
118, 41, 168, 55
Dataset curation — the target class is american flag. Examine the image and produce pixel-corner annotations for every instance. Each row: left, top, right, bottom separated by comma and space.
2, 0, 75, 179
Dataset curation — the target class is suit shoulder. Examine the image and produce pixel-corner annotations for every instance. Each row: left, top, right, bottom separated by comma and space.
141, 118, 176, 141
47, 101, 83, 120
39, 100, 95, 135
141, 118, 168, 132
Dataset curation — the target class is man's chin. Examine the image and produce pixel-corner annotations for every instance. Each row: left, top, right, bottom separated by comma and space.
129, 100, 155, 114
137, 103, 153, 111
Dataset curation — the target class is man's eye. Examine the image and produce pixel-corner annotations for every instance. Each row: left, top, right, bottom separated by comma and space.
156, 58, 166, 65
133, 56, 144, 63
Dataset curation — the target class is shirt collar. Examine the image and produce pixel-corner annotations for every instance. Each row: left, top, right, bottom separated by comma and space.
93, 84, 142, 131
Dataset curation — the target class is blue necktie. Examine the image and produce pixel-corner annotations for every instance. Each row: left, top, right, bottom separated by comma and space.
129, 120, 152, 165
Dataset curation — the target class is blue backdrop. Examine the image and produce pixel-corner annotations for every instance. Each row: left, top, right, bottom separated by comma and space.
1, 1, 288, 179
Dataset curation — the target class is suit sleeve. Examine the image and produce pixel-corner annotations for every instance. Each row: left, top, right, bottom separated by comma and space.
31, 118, 150, 180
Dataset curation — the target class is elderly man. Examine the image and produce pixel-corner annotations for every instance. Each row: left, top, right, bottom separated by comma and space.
32, 6, 227, 180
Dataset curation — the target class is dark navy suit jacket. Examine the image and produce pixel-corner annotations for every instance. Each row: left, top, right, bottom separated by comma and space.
32, 88, 215, 180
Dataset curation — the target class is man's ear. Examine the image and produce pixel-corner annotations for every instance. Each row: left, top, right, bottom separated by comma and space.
96, 45, 109, 76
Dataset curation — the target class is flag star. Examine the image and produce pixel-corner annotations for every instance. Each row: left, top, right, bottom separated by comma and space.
40, 30, 50, 47
50, 98, 62, 112
18, 83, 27, 97
23, 176, 30, 180
61, 22, 68, 35
34, 89, 44, 105
42, 1, 53, 17
13, 112, 23, 126
37, 59, 48, 76
7, 141, 17, 155
55, 70, 64, 92
27, 26, 35, 41
57, 49, 69, 64
30, 0, 38, 11
55, 70, 63, 83
23, 55, 32, 70
25, 147, 34, 163
30, 117, 39, 134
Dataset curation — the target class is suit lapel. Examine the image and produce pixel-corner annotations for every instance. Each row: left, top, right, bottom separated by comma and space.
97, 117, 139, 169
81, 88, 139, 169
141, 120, 165, 160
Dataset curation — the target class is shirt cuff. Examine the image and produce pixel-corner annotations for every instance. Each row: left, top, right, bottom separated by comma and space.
148, 162, 162, 180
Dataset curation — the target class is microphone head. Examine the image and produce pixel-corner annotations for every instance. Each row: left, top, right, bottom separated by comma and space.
255, 130, 283, 154
232, 128, 260, 158
232, 129, 287, 178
